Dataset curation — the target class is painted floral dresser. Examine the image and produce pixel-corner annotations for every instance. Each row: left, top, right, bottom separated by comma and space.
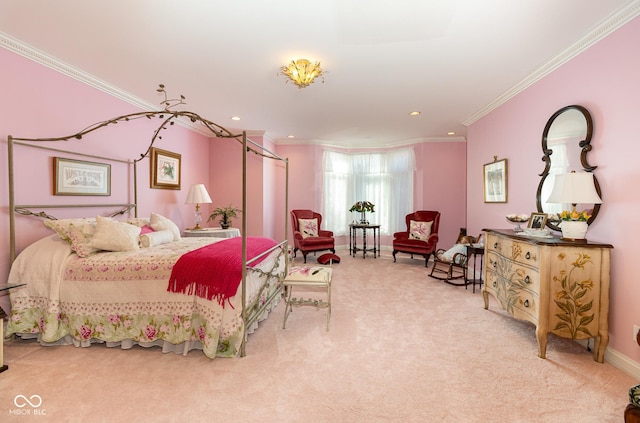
482, 229, 612, 363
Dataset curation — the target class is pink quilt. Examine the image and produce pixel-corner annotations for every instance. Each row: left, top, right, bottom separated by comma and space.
167, 236, 278, 306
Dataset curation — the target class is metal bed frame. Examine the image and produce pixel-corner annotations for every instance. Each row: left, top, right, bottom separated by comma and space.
7, 105, 289, 357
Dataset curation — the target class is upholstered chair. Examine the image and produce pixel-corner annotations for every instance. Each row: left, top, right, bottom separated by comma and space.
290, 210, 335, 263
392, 210, 441, 267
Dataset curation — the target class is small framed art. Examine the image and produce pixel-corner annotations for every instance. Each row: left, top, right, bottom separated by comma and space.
54, 157, 111, 196
150, 147, 181, 190
528, 212, 548, 229
483, 158, 507, 203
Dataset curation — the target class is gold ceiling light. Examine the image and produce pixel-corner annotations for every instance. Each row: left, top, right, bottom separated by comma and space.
280, 59, 325, 88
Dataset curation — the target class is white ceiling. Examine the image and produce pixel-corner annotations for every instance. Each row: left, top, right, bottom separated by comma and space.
1, 0, 638, 147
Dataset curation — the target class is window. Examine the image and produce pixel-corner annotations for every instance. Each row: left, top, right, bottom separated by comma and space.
322, 148, 415, 236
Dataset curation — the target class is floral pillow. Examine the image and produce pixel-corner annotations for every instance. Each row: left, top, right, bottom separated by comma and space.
44, 218, 97, 243
409, 220, 433, 241
66, 223, 101, 257
298, 218, 318, 238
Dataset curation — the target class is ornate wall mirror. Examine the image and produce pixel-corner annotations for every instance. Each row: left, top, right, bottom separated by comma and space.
536, 105, 601, 231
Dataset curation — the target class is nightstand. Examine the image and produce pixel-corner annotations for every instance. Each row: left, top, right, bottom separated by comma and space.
183, 228, 241, 238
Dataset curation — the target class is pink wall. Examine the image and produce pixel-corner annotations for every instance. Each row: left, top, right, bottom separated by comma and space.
274, 141, 468, 249
467, 16, 640, 363
0, 48, 211, 304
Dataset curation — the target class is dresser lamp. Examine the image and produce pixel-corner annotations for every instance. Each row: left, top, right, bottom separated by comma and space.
546, 171, 602, 240
185, 184, 212, 230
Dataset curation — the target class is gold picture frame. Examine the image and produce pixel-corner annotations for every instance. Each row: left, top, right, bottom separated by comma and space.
54, 157, 111, 196
528, 212, 548, 229
483, 158, 507, 203
150, 147, 181, 190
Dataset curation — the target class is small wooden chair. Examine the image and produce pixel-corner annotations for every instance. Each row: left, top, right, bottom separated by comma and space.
282, 253, 334, 331
429, 230, 481, 287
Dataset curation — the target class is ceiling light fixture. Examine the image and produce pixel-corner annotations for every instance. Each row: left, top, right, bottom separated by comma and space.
280, 59, 324, 88
409, 111, 421, 116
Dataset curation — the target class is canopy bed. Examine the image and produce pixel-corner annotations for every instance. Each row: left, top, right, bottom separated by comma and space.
5, 94, 289, 359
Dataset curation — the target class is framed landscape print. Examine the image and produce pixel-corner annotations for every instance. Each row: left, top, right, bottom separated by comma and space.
54, 157, 111, 196
150, 147, 181, 190
483, 158, 507, 203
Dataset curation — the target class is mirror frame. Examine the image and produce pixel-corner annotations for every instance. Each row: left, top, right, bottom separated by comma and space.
536, 105, 601, 231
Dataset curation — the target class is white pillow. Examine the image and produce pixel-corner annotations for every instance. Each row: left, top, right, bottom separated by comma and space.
90, 216, 141, 252
409, 220, 433, 241
150, 212, 181, 241
298, 218, 318, 238
440, 244, 467, 262
139, 230, 174, 248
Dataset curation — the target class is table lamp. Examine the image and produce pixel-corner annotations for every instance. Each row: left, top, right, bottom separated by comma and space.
185, 183, 212, 230
546, 171, 602, 240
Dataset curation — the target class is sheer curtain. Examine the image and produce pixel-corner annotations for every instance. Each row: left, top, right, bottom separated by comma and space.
322, 148, 415, 236
541, 141, 570, 215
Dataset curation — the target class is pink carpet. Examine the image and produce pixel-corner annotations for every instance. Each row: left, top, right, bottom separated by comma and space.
1, 252, 636, 422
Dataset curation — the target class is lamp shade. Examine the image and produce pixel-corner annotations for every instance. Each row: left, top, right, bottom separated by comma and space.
185, 184, 212, 204
546, 172, 602, 204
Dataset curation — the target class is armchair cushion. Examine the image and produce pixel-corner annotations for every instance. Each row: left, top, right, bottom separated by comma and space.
409, 220, 432, 241
298, 218, 319, 238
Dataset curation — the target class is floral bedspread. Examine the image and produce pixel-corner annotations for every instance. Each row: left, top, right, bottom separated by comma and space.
6, 235, 285, 359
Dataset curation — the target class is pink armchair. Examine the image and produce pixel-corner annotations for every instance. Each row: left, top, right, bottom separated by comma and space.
290, 210, 335, 263
392, 211, 441, 267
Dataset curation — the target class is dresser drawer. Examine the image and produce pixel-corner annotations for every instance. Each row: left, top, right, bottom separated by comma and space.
486, 234, 539, 268
485, 259, 540, 324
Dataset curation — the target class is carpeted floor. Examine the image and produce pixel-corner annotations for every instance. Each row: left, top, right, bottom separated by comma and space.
1, 252, 637, 422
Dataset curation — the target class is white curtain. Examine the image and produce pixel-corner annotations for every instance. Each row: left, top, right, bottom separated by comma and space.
322, 148, 415, 236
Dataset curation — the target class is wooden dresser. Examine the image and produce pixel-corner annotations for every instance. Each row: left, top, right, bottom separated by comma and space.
482, 229, 612, 362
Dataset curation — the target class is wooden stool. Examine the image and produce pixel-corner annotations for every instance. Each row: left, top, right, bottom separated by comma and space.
282, 264, 333, 331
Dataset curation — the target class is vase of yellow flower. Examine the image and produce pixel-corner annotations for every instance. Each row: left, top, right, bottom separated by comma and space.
558, 210, 590, 240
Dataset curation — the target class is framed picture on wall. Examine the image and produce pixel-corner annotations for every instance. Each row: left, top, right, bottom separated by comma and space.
150, 147, 181, 190
483, 157, 507, 203
53, 157, 111, 196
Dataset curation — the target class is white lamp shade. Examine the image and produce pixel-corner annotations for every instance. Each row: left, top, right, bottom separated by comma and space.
185, 184, 212, 204
546, 172, 602, 204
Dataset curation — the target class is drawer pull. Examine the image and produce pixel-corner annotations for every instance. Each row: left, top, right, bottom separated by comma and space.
524, 299, 530, 308
525, 252, 531, 260
493, 242, 498, 249
524, 276, 530, 284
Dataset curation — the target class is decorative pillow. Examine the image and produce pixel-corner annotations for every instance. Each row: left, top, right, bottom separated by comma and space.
439, 243, 467, 262
127, 217, 151, 228
66, 223, 101, 257
150, 212, 181, 241
409, 220, 433, 241
139, 230, 174, 248
90, 216, 141, 252
44, 218, 97, 243
140, 225, 154, 235
298, 218, 318, 238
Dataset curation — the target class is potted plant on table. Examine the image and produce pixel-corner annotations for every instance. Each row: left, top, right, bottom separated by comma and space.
349, 201, 375, 224
207, 205, 242, 229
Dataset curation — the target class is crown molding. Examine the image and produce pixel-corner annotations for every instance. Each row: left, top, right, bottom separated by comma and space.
463, 0, 640, 127
0, 31, 210, 136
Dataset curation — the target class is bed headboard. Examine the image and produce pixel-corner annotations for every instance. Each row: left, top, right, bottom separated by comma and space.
7, 95, 290, 268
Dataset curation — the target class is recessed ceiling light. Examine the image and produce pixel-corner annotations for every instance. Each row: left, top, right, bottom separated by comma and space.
447, 131, 456, 135
231, 116, 240, 121
287, 135, 295, 138
409, 111, 421, 116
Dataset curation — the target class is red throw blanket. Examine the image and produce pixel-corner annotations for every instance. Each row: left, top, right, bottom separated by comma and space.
167, 236, 278, 306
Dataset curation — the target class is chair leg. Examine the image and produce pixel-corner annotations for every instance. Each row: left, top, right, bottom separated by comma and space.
392, 250, 397, 262
302, 252, 307, 263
